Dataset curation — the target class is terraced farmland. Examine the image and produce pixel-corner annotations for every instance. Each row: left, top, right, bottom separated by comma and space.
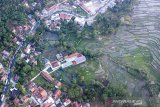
101, 0, 160, 99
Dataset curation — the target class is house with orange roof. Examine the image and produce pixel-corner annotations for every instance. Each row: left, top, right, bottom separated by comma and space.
53, 90, 62, 99
63, 98, 71, 106
41, 71, 54, 83
55, 81, 62, 88
32, 86, 48, 104
2, 50, 10, 59
74, 102, 82, 107
59, 13, 72, 20
0, 63, 7, 82
61, 52, 86, 68
42, 4, 59, 17
42, 96, 56, 107
51, 60, 61, 70
24, 44, 31, 54
28, 82, 37, 92
28, 82, 48, 104
4, 104, 9, 107
13, 98, 20, 105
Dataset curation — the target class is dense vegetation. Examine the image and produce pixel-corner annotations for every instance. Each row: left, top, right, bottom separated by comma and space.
54, 0, 135, 59
0, 0, 137, 105
53, 0, 135, 103
0, 0, 27, 51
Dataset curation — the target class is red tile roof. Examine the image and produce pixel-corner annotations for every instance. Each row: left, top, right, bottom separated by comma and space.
74, 102, 82, 107
64, 52, 86, 65
4, 104, 9, 107
41, 71, 54, 83
33, 86, 48, 101
13, 98, 20, 105
64, 52, 82, 59
42, 103, 52, 107
59, 13, 72, 20
13, 37, 18, 43
51, 61, 60, 68
56, 81, 62, 87
53, 90, 62, 99
47, 5, 58, 11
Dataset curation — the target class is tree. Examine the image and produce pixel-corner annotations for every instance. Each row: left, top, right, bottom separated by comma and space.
102, 84, 129, 100
68, 85, 82, 101
0, 0, 27, 52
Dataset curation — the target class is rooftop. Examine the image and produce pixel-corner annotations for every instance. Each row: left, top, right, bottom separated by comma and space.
53, 90, 62, 99
41, 71, 54, 83
32, 86, 48, 101
13, 98, 20, 105
59, 13, 72, 20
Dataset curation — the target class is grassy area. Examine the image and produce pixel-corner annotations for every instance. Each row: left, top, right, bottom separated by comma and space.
78, 39, 104, 52
124, 53, 150, 72
61, 59, 98, 85
33, 75, 55, 90
122, 47, 160, 81
73, 6, 88, 17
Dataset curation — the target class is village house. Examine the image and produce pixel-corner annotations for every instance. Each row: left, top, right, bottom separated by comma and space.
59, 13, 72, 21
22, 0, 30, 8
108, 0, 116, 8
12, 37, 21, 45
42, 96, 56, 107
63, 98, 71, 106
41, 71, 54, 83
50, 60, 61, 71
0, 63, 7, 82
45, 4, 59, 16
4, 104, 9, 107
13, 98, 20, 105
77, 0, 107, 15
53, 90, 62, 100
28, 83, 48, 102
74, 101, 82, 107
21, 96, 31, 107
31, 86, 48, 104
24, 44, 31, 54
56, 53, 64, 62
43, 52, 86, 72
20, 53, 26, 59
61, 52, 86, 68
2, 50, 10, 59
55, 81, 62, 89
0, 74, 8, 82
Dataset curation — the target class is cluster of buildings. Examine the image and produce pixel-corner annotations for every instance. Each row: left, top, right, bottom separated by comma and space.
11, 14, 40, 64
5, 82, 71, 107
1, 50, 10, 59
10, 71, 90, 107
7, 82, 71, 107
34, 0, 123, 30
76, 0, 110, 15
6, 52, 86, 107
0, 63, 7, 82
43, 12, 73, 30
44, 52, 86, 73
1, 24, 30, 60
19, 52, 86, 106
20, 43, 41, 65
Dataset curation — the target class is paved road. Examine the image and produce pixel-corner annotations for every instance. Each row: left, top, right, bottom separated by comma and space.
42, 0, 111, 25
0, 40, 23, 106
0, 21, 40, 106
